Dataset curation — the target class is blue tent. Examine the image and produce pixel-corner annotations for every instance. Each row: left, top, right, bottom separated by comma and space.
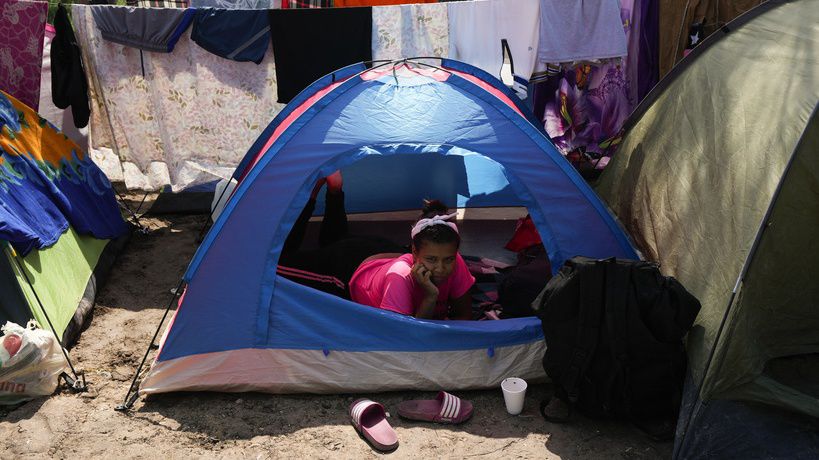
140, 59, 637, 395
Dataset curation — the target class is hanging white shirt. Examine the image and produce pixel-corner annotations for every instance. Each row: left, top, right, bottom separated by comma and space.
447, 0, 541, 81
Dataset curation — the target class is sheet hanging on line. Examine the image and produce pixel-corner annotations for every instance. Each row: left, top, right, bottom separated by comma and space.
447, 0, 540, 81
73, 4, 285, 191
371, 2, 448, 61
0, 0, 47, 111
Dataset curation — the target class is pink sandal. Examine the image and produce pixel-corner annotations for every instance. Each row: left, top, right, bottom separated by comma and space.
349, 398, 399, 452
396, 391, 474, 424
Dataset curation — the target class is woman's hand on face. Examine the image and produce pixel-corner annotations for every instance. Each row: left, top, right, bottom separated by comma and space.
412, 262, 439, 298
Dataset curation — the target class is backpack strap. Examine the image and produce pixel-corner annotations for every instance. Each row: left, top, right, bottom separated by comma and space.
560, 259, 605, 404
602, 258, 632, 415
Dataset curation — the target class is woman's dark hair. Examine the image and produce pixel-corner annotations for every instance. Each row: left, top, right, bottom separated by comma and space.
412, 199, 461, 250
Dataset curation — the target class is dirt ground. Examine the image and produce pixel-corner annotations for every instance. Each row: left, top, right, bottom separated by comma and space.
0, 193, 672, 459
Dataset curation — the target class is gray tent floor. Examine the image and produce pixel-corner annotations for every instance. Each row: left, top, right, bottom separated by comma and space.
0, 194, 672, 458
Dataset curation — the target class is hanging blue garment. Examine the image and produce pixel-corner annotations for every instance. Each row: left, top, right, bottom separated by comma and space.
91, 5, 195, 53
191, 9, 270, 64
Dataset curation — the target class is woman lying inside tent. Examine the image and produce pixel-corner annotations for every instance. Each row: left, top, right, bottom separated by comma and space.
278, 172, 474, 320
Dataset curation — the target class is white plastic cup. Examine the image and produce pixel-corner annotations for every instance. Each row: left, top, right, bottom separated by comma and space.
501, 377, 528, 415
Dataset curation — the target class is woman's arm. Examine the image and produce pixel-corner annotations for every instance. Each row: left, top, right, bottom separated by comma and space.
449, 292, 473, 320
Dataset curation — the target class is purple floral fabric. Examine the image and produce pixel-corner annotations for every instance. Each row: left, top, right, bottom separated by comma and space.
533, 0, 658, 179
0, 0, 47, 110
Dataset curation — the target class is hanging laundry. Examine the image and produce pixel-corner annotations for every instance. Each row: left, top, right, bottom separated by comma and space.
535, 0, 627, 65
138, 0, 190, 7
0, 91, 128, 256
621, 0, 658, 105
447, 0, 540, 81
336, 0, 432, 6
73, 4, 285, 191
530, 0, 657, 179
90, 5, 196, 53
269, 8, 372, 104
190, 0, 278, 8
51, 3, 90, 129
191, 9, 270, 64
40, 23, 89, 150
281, 0, 331, 8
372, 2, 448, 60
0, 0, 47, 111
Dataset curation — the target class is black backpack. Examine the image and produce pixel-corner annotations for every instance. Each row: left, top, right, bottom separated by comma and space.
532, 256, 701, 436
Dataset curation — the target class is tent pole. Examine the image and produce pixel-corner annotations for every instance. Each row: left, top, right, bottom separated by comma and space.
116, 278, 185, 412
4, 243, 86, 392
114, 188, 149, 234
195, 179, 232, 244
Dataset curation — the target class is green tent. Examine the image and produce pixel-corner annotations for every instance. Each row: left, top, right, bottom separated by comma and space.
596, 0, 819, 456
0, 229, 124, 346
0, 88, 129, 348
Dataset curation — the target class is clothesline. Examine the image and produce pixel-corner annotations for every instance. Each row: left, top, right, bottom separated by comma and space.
63, 0, 629, 192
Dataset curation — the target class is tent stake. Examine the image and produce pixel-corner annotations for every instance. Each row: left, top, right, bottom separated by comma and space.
116, 278, 185, 412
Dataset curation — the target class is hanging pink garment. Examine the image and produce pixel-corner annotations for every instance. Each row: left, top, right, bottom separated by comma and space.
0, 0, 47, 110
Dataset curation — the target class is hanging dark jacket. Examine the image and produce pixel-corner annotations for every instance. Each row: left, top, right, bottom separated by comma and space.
51, 4, 90, 129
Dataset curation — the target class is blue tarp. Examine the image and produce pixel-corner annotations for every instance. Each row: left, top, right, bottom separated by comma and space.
0, 91, 127, 255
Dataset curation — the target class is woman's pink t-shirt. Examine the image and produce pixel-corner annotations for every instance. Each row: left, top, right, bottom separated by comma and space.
349, 253, 475, 319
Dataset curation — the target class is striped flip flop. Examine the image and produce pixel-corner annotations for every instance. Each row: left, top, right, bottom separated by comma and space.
396, 391, 474, 424
349, 398, 399, 452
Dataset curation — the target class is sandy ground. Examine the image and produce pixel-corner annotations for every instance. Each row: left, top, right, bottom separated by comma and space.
0, 193, 672, 459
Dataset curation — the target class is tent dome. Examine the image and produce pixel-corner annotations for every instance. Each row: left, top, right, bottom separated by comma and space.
141, 58, 637, 395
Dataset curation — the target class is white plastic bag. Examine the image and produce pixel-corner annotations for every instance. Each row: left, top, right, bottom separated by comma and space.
0, 321, 68, 405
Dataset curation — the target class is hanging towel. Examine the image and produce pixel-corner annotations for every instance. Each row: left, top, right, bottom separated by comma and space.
191, 9, 270, 64
90, 5, 196, 53
536, 0, 627, 64
0, 0, 47, 110
447, 0, 540, 80
0, 91, 128, 256
269, 8, 372, 104
372, 2, 448, 60
51, 4, 90, 129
